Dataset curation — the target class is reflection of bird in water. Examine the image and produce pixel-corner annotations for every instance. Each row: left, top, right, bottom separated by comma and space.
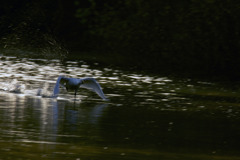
52, 76, 108, 100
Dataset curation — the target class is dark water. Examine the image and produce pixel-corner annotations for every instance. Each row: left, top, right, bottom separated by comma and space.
0, 55, 240, 160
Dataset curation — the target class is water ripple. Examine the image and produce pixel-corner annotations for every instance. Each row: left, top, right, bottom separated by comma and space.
1, 55, 240, 117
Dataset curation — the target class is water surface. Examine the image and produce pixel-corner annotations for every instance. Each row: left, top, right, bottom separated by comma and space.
0, 55, 240, 160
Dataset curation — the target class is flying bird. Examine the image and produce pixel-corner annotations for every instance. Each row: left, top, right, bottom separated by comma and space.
52, 76, 107, 100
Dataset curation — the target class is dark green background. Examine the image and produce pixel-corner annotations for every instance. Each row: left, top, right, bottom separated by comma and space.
1, 0, 240, 79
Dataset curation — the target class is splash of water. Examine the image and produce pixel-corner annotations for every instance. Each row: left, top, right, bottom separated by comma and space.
0, 79, 25, 93
37, 83, 55, 98
0, 79, 55, 98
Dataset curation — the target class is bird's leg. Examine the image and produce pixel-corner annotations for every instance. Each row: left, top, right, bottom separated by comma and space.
74, 89, 77, 99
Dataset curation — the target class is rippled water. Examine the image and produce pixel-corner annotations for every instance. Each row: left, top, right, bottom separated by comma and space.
1, 55, 240, 159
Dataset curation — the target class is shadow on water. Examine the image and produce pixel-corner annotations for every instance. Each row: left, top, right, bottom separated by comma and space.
0, 55, 240, 159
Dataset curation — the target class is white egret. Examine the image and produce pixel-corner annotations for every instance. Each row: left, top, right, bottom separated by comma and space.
52, 76, 108, 100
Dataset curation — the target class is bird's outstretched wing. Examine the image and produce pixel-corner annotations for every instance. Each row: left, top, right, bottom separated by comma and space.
80, 77, 108, 100
52, 76, 69, 97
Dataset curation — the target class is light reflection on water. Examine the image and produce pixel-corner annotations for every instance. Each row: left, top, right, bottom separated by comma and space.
1, 55, 240, 159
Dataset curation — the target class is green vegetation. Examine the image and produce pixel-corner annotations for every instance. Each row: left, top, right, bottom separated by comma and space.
1, 0, 240, 79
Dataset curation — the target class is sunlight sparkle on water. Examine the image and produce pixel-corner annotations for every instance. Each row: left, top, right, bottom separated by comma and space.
1, 55, 240, 159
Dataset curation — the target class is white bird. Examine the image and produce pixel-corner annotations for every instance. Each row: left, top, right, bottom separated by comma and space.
52, 76, 108, 100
